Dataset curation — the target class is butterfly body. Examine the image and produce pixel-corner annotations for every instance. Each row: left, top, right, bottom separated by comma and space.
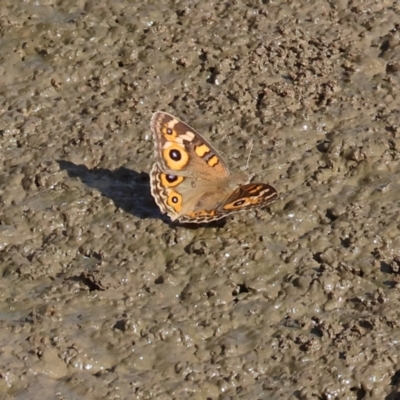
150, 111, 278, 224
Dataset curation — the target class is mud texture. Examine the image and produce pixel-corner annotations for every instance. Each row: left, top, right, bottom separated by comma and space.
1, 0, 400, 399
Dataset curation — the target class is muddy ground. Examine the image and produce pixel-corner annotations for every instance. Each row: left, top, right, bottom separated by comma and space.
1, 0, 400, 399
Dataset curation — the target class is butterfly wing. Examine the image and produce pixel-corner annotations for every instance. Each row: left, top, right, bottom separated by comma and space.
150, 162, 227, 222
150, 111, 230, 179
151, 162, 278, 223
218, 183, 278, 213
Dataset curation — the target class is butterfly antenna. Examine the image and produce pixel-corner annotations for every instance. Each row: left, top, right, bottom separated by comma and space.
245, 140, 254, 171
251, 161, 289, 181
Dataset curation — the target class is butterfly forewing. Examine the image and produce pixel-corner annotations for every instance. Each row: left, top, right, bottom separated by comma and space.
151, 111, 230, 178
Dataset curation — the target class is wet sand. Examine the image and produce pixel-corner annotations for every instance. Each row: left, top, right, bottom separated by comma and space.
1, 0, 400, 398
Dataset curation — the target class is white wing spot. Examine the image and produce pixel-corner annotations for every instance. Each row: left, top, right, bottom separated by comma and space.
180, 131, 195, 141
167, 119, 179, 129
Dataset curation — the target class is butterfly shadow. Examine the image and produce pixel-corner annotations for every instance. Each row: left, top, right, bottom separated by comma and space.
57, 160, 226, 228
57, 160, 162, 220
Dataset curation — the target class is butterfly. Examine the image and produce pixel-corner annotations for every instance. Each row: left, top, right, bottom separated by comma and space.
149, 111, 278, 223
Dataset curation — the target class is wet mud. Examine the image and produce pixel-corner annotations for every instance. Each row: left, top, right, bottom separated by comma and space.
1, 0, 400, 399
